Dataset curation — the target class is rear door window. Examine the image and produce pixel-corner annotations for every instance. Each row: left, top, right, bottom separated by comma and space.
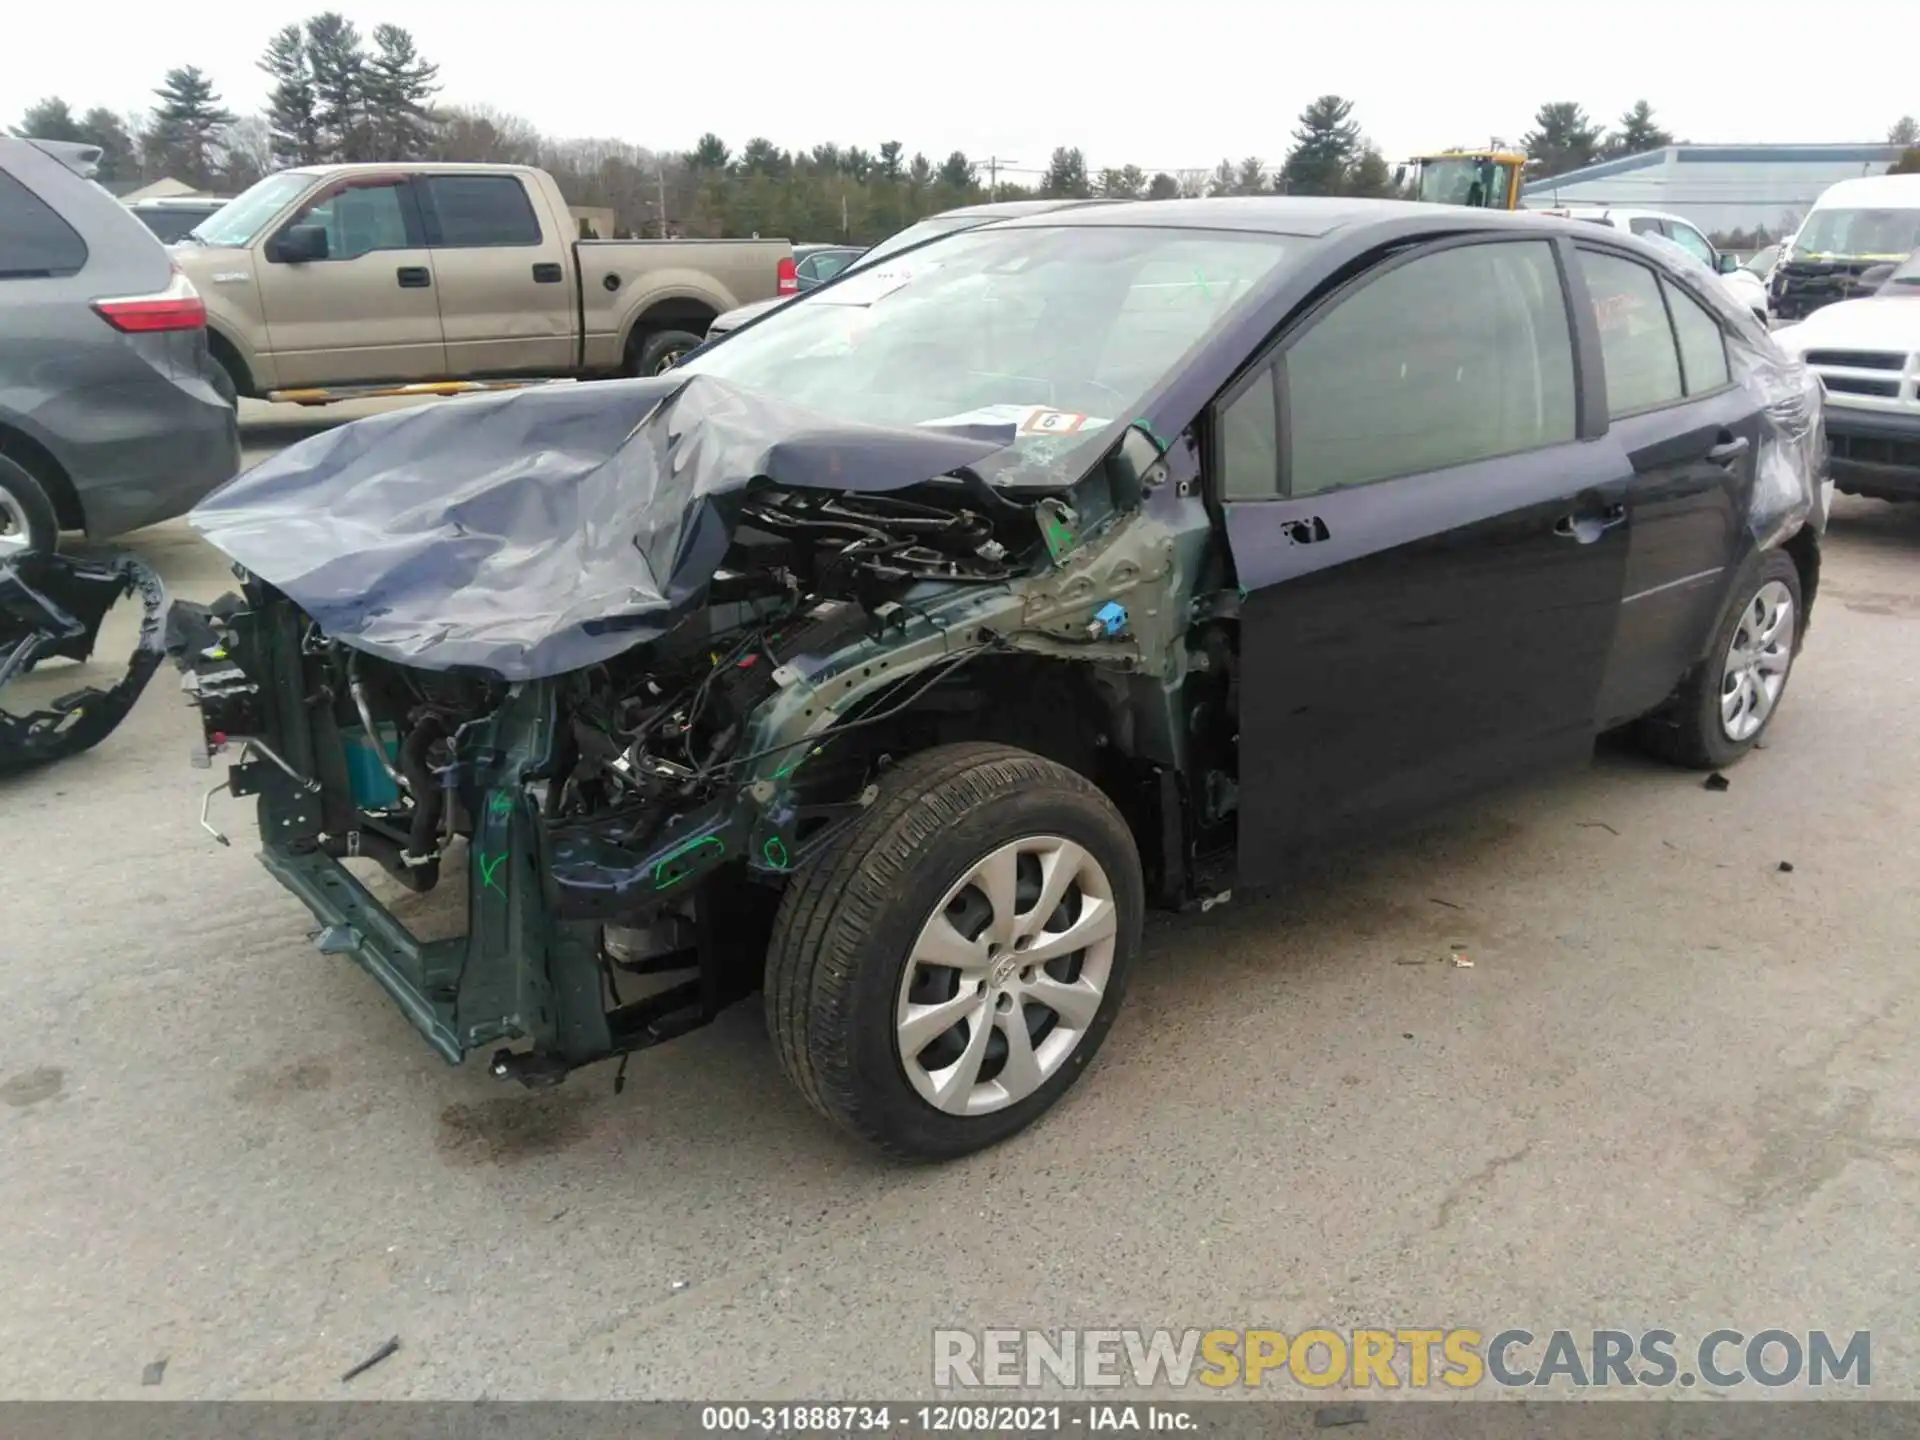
1575, 248, 1684, 416
0, 167, 89, 278
422, 174, 543, 247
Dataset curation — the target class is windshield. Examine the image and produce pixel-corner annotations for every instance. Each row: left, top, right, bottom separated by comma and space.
847, 214, 986, 272
677, 224, 1294, 487
188, 171, 314, 247
1417, 157, 1514, 209
1790, 206, 1920, 261
1877, 250, 1920, 296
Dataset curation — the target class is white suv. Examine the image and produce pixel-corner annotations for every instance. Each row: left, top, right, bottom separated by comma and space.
1530, 205, 1771, 324
1772, 250, 1920, 502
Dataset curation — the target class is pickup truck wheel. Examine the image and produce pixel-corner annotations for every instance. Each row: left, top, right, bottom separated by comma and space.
0, 454, 60, 558
1638, 549, 1802, 770
629, 329, 704, 376
765, 742, 1143, 1161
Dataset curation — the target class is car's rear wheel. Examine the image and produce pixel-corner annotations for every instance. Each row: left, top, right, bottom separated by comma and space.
1639, 549, 1802, 769
628, 328, 704, 376
0, 453, 60, 558
765, 742, 1143, 1161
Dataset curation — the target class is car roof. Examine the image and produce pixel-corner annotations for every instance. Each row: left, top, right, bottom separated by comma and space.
985, 195, 1571, 239
930, 197, 1127, 221
1814, 173, 1920, 207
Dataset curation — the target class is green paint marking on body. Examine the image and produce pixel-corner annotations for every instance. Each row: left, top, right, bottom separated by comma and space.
477, 852, 508, 895
770, 746, 819, 781
762, 836, 790, 870
487, 792, 513, 818
652, 835, 725, 890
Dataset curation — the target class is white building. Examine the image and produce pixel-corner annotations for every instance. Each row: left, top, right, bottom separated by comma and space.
1520, 143, 1908, 239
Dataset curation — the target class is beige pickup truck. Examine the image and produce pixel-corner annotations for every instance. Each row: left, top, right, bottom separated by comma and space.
173, 162, 795, 399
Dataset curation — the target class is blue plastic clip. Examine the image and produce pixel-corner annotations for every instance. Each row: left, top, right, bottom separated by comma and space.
1087, 601, 1130, 640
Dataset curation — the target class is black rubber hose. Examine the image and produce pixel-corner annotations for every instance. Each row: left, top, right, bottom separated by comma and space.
399, 714, 446, 867
319, 829, 438, 893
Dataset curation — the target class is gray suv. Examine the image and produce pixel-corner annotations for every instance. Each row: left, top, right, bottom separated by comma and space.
0, 137, 239, 556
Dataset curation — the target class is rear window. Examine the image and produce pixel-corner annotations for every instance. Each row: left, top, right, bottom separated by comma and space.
422, 174, 542, 247
0, 167, 89, 279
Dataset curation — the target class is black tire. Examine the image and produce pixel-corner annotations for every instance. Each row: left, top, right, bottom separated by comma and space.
628, 328, 704, 376
0, 452, 60, 556
1638, 549, 1803, 770
766, 742, 1143, 1161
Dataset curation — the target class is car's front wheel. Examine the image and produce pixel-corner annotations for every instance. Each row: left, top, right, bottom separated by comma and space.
1640, 549, 1803, 769
766, 742, 1143, 1161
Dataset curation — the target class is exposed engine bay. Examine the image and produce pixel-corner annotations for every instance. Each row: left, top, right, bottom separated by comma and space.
1, 550, 167, 777
168, 397, 1239, 1083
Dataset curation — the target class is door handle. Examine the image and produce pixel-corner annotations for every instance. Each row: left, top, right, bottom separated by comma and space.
1705, 434, 1751, 466
532, 262, 563, 284
395, 266, 431, 288
1554, 504, 1626, 543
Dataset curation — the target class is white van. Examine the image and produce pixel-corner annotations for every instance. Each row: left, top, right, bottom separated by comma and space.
1772, 173, 1920, 321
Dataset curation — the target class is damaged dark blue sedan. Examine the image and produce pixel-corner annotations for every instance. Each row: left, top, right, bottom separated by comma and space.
170, 199, 1828, 1160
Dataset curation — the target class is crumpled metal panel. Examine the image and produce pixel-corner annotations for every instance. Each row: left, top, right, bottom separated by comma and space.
187, 374, 1018, 680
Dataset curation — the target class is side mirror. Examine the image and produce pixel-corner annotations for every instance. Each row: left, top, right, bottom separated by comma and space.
1393, 164, 1408, 186
1716, 252, 1740, 274
1857, 263, 1897, 291
266, 224, 329, 264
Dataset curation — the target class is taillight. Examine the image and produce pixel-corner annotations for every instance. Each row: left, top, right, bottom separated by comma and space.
92, 266, 206, 333
777, 256, 798, 295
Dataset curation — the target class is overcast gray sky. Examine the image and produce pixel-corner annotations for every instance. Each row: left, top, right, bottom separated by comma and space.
6, 0, 1912, 173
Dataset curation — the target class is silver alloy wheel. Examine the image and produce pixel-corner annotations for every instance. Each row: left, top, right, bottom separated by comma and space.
0, 485, 29, 558
895, 835, 1118, 1117
1721, 579, 1795, 742
652, 345, 689, 375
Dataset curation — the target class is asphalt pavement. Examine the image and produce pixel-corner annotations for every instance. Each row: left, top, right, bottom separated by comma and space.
3, 399, 1919, 1400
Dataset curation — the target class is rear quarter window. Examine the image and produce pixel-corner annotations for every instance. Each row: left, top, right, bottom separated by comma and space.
0, 166, 89, 279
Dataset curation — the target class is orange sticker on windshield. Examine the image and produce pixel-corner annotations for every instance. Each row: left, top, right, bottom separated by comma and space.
1019, 409, 1090, 436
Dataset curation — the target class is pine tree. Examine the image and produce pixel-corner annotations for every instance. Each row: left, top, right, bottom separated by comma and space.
1206, 159, 1236, 197
144, 67, 236, 189
365, 25, 440, 159
1233, 156, 1266, 195
1604, 100, 1673, 160
1891, 116, 1919, 147
876, 140, 904, 182
13, 98, 84, 143
304, 12, 370, 163
1279, 95, 1361, 196
1346, 146, 1396, 197
1146, 171, 1180, 201
937, 151, 975, 189
78, 108, 138, 184
1040, 147, 1091, 198
259, 24, 321, 167
688, 133, 731, 172
1522, 102, 1603, 179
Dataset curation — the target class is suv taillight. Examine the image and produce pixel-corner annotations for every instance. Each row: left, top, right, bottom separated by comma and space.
92, 266, 206, 333
777, 256, 798, 295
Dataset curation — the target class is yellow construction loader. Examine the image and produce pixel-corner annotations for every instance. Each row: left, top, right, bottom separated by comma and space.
1397, 150, 1531, 210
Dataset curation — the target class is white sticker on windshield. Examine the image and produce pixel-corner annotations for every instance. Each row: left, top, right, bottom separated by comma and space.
1019, 408, 1090, 436
918, 405, 1111, 439
815, 259, 943, 307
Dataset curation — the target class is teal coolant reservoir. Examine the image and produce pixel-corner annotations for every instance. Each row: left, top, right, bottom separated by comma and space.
340, 723, 401, 810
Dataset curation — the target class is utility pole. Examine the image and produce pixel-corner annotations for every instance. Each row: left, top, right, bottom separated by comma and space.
656, 160, 669, 238
986, 156, 1017, 197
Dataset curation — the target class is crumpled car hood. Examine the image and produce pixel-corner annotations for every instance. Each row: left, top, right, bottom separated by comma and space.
189, 374, 1016, 680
